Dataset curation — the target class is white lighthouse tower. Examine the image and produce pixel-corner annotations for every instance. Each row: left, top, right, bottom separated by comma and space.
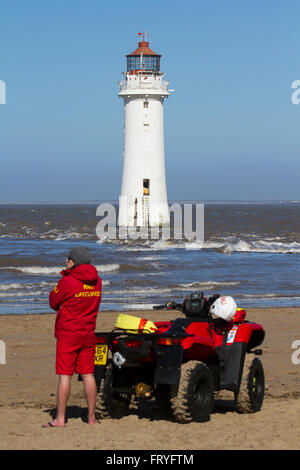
118, 33, 171, 228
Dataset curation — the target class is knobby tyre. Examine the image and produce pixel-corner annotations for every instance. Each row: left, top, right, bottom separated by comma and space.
235, 355, 265, 413
170, 360, 214, 424
96, 363, 131, 419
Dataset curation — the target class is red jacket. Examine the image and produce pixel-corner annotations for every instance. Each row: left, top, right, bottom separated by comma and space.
49, 264, 102, 345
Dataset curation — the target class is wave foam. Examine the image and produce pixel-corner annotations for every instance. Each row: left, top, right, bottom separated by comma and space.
178, 281, 240, 290
0, 281, 55, 290
98, 235, 300, 254
0, 291, 44, 298
107, 286, 174, 296
2, 266, 63, 275
118, 303, 156, 310
222, 240, 300, 254
236, 293, 300, 299
0, 283, 24, 291
95, 264, 120, 273
0, 264, 120, 275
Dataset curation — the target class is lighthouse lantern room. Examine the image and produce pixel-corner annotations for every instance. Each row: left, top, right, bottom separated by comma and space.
118, 33, 171, 227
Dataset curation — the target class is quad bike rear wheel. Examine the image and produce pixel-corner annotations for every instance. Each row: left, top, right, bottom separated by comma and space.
96, 363, 131, 419
235, 355, 265, 413
171, 360, 214, 423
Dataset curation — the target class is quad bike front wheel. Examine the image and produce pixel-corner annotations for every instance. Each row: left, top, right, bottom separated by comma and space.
171, 360, 214, 424
96, 363, 131, 419
235, 355, 265, 413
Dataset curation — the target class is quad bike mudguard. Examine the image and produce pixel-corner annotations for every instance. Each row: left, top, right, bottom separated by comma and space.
216, 341, 247, 391
215, 323, 265, 392
154, 343, 183, 385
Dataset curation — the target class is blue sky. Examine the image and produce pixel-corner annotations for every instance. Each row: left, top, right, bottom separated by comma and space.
0, 0, 299, 202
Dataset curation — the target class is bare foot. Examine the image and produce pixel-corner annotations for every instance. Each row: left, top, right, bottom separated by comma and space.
42, 420, 65, 428
88, 417, 99, 424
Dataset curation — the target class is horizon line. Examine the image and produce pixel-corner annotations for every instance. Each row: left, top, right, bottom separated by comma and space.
0, 199, 299, 205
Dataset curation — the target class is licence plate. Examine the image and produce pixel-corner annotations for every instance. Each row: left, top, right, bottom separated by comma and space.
94, 344, 108, 365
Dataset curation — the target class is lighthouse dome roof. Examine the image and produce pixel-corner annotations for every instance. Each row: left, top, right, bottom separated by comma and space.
127, 41, 161, 57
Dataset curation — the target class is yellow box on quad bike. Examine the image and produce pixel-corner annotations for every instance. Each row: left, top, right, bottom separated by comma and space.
115, 314, 157, 334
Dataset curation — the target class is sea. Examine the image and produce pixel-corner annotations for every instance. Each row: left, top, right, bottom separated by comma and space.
0, 202, 299, 315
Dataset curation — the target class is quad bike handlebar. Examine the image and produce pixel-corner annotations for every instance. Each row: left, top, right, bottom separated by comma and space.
153, 293, 221, 318
153, 301, 184, 311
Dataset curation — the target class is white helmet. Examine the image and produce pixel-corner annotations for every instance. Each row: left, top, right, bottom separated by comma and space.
209, 296, 237, 321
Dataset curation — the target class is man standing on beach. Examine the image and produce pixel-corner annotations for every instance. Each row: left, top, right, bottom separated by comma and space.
42, 247, 102, 427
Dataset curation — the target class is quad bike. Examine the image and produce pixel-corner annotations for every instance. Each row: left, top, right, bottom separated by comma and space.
93, 292, 265, 423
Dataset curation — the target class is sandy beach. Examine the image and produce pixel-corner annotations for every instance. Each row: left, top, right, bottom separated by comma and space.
1, 307, 300, 450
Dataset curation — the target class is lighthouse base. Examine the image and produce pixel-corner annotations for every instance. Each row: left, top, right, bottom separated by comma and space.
118, 195, 170, 228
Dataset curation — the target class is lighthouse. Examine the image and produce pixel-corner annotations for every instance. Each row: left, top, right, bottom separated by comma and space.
118, 33, 171, 228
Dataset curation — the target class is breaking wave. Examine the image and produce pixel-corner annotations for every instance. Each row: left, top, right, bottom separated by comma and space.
1, 266, 64, 275
177, 281, 241, 289
0, 291, 44, 298
220, 240, 300, 254
98, 237, 300, 254
0, 264, 120, 275
95, 264, 120, 273
236, 293, 300, 299
116, 303, 156, 311
0, 281, 53, 291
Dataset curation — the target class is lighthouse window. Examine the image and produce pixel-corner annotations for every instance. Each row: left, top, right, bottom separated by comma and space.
143, 179, 150, 195
143, 101, 148, 108
127, 55, 160, 73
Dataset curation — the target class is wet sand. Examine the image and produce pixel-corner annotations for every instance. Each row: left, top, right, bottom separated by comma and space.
0, 308, 300, 450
